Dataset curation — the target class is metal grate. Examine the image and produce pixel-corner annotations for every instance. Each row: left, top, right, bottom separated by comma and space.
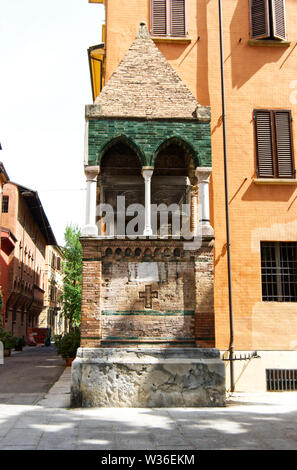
266, 369, 297, 391
2, 195, 9, 213
261, 242, 297, 301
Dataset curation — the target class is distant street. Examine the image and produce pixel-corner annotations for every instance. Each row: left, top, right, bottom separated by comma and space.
0, 345, 65, 405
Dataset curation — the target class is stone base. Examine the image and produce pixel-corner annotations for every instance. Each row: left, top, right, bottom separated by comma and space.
71, 348, 226, 408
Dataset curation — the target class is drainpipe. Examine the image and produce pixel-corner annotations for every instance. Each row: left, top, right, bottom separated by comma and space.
218, 0, 235, 392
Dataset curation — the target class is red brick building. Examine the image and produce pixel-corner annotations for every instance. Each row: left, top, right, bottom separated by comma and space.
0, 161, 11, 326
1, 182, 57, 338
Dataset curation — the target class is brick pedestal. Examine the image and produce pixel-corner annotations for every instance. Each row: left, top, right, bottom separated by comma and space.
71, 236, 225, 407
80, 237, 215, 348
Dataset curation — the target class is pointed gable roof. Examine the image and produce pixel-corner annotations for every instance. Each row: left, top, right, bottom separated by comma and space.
88, 23, 210, 121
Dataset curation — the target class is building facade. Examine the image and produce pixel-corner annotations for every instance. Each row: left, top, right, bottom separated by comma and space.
39, 245, 67, 336
83, 0, 297, 393
1, 182, 57, 339
0, 162, 11, 326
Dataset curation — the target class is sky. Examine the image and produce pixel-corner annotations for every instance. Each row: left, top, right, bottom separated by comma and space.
0, 0, 105, 246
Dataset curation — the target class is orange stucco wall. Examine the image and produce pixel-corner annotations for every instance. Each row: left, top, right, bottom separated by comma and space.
101, 0, 297, 351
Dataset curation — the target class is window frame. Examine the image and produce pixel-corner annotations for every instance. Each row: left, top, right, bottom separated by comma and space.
150, 0, 187, 38
254, 109, 295, 179
261, 241, 297, 302
249, 0, 287, 41
2, 195, 9, 213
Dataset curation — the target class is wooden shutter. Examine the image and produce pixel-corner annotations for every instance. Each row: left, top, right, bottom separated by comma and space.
274, 111, 294, 177
249, 0, 270, 39
254, 110, 275, 177
271, 0, 286, 40
151, 0, 167, 36
170, 0, 186, 37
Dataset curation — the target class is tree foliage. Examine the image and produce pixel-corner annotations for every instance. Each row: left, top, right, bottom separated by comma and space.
61, 225, 82, 328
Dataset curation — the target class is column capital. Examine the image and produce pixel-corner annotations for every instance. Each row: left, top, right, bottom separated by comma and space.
195, 167, 212, 184
84, 165, 100, 182
141, 167, 154, 180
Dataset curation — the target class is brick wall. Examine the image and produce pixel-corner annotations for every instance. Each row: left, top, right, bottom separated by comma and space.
101, 0, 297, 352
80, 237, 214, 348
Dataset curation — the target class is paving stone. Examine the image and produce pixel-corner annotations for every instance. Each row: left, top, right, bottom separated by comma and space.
37, 441, 77, 450
0, 428, 43, 446
0, 445, 37, 450
262, 438, 297, 450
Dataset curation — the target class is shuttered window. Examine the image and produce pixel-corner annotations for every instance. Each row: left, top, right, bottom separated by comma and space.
249, 0, 286, 40
151, 0, 167, 36
271, 0, 286, 39
254, 110, 294, 178
151, 0, 186, 37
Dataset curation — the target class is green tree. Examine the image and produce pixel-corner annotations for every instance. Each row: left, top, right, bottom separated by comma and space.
61, 225, 82, 329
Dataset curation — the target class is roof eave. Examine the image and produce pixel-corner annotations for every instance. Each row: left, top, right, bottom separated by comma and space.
15, 183, 57, 246
85, 104, 211, 123
0, 162, 10, 183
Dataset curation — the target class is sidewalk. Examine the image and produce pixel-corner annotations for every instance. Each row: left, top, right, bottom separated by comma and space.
36, 367, 71, 408
0, 366, 296, 450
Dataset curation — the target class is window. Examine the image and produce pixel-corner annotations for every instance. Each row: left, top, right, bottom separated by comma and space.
254, 109, 294, 178
49, 284, 55, 301
51, 253, 56, 269
249, 0, 286, 40
261, 242, 297, 301
151, 0, 186, 37
2, 195, 9, 213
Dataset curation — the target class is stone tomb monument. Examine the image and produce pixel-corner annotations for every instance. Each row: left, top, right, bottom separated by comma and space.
71, 24, 225, 407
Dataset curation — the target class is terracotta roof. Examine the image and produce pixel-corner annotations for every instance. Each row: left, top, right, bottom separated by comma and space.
90, 23, 210, 121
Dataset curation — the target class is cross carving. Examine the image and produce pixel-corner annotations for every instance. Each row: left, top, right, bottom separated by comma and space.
139, 285, 158, 309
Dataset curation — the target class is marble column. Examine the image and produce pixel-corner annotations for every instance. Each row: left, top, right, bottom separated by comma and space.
142, 167, 154, 236
190, 184, 199, 236
195, 167, 214, 237
82, 165, 100, 237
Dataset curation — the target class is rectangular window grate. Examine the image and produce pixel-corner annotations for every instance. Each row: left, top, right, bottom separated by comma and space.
266, 369, 297, 391
261, 242, 297, 302
2, 195, 9, 213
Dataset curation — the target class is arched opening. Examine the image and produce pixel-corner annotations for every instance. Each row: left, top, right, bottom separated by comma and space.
98, 139, 144, 236
152, 139, 197, 237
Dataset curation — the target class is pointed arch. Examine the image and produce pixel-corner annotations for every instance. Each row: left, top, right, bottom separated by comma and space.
152, 136, 199, 168
98, 135, 146, 167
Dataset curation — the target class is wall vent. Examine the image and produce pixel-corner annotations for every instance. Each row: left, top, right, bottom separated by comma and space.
266, 369, 297, 391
